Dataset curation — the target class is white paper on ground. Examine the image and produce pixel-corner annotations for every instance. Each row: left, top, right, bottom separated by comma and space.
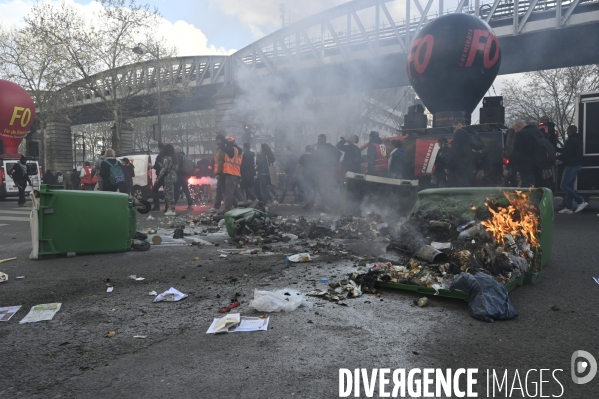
106, 287, 114, 293
128, 275, 145, 281
19, 303, 61, 324
0, 305, 22, 322
153, 287, 188, 302
206, 316, 269, 334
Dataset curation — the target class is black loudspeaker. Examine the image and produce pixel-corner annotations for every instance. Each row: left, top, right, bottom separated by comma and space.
483, 96, 503, 108
27, 141, 40, 157
404, 113, 428, 129
480, 106, 505, 124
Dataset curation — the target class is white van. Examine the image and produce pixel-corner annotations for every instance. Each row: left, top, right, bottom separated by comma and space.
0, 159, 42, 200
117, 153, 162, 201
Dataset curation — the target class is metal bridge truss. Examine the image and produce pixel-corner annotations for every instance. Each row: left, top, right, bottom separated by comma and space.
64, 0, 599, 108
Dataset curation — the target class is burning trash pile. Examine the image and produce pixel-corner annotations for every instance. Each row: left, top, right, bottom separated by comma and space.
366, 189, 545, 291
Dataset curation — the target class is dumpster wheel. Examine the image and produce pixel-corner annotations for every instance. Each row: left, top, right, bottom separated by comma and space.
132, 240, 150, 251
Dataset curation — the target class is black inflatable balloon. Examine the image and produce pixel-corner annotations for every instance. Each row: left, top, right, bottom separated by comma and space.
406, 14, 501, 127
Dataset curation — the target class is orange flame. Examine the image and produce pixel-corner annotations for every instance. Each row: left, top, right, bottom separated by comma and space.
480, 190, 540, 248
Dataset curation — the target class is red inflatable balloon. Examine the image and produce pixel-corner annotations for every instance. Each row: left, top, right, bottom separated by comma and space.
0, 79, 36, 156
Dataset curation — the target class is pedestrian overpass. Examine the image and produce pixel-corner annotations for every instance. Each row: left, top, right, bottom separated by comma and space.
63, 0, 599, 125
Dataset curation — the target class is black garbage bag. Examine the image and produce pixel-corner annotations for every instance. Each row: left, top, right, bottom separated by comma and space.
449, 272, 518, 323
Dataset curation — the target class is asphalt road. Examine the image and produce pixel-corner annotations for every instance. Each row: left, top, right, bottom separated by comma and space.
0, 195, 597, 398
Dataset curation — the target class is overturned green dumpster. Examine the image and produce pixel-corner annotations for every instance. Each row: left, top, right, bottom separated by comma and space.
375, 187, 554, 299
30, 185, 137, 259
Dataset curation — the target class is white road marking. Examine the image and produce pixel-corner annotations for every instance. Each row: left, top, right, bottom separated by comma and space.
0, 210, 31, 215
0, 216, 30, 222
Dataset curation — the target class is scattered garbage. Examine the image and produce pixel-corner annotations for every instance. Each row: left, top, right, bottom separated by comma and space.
248, 289, 305, 312
431, 242, 452, 250
148, 291, 157, 296
449, 273, 518, 323
0, 306, 22, 322
218, 302, 240, 313
67, 252, 76, 258
0, 257, 17, 264
550, 305, 560, 311
173, 228, 184, 239
593, 277, 599, 285
105, 331, 116, 338
147, 215, 155, 220
224, 208, 272, 237
320, 278, 329, 283
19, 303, 62, 324
414, 297, 429, 307
286, 253, 311, 263
153, 287, 188, 302
16, 276, 25, 279
206, 313, 270, 334
307, 279, 362, 304
219, 254, 227, 258
128, 275, 145, 281
106, 287, 114, 293
0, 272, 7, 283
151, 236, 162, 245
133, 335, 147, 339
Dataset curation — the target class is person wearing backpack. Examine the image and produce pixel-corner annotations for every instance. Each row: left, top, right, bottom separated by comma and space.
119, 158, 135, 195
99, 148, 125, 192
557, 125, 588, 214
174, 146, 194, 210
447, 118, 484, 187
157, 144, 178, 216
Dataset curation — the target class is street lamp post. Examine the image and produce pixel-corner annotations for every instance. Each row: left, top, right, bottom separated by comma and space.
132, 43, 161, 142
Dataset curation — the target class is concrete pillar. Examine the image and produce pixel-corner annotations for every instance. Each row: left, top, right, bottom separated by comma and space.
213, 84, 246, 142
45, 120, 73, 174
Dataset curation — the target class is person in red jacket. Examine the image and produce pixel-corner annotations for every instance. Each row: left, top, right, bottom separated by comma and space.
79, 161, 98, 190
366, 131, 388, 176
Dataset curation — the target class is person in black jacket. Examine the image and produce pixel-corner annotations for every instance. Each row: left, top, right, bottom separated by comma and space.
240, 143, 257, 201
433, 137, 451, 187
152, 142, 165, 211
119, 158, 135, 195
174, 147, 193, 209
509, 120, 540, 188
313, 134, 342, 209
336, 135, 362, 177
447, 118, 483, 187
278, 147, 299, 203
557, 125, 587, 214
71, 168, 81, 190
539, 115, 559, 150
9, 155, 32, 207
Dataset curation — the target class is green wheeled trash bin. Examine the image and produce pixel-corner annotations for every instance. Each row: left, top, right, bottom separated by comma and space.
29, 185, 137, 259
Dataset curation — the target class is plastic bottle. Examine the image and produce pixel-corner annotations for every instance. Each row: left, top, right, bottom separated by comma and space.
457, 220, 476, 232
286, 253, 311, 263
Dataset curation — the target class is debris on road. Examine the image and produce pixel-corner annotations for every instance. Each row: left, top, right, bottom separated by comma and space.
0, 306, 22, 322
414, 297, 429, 307
148, 291, 157, 296
593, 277, 599, 285
128, 275, 145, 281
106, 287, 114, 293
206, 313, 270, 334
307, 279, 362, 304
19, 303, 62, 324
0, 272, 8, 283
153, 287, 188, 302
133, 335, 147, 339
218, 302, 240, 313
16, 276, 25, 279
105, 331, 116, 338
248, 289, 305, 312
286, 253, 311, 263
0, 257, 17, 264
449, 273, 518, 322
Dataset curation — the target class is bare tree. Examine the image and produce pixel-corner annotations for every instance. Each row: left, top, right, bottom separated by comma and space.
23, 0, 175, 152
503, 66, 599, 143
